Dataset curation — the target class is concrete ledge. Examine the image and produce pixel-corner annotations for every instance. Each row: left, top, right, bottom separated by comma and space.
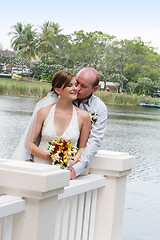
0, 160, 70, 198
89, 150, 136, 176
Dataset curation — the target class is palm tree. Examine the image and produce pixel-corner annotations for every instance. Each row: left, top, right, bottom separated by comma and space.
8, 22, 24, 51
36, 21, 62, 60
9, 23, 38, 61
18, 24, 38, 61
41, 21, 62, 35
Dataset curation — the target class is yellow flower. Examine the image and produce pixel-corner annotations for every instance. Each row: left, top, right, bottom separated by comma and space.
48, 137, 77, 168
64, 159, 67, 164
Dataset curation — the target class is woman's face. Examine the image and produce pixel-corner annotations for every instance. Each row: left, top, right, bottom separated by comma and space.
58, 77, 78, 101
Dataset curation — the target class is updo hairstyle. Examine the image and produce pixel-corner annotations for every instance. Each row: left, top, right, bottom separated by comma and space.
51, 70, 75, 93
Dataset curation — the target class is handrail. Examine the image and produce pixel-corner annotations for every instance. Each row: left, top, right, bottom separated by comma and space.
0, 150, 136, 240
0, 195, 25, 218
58, 174, 106, 200
0, 195, 25, 240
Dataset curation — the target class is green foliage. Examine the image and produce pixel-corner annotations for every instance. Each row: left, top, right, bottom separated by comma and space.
4, 22, 160, 97
0, 77, 50, 98
95, 91, 140, 106
108, 73, 128, 89
9, 23, 38, 60
136, 77, 156, 95
40, 72, 52, 82
127, 82, 138, 94
0, 77, 141, 106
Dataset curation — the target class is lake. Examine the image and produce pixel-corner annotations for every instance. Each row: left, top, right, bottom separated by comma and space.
0, 95, 160, 239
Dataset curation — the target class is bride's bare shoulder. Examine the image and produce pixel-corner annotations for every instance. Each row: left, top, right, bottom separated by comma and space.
37, 104, 54, 118
75, 106, 90, 120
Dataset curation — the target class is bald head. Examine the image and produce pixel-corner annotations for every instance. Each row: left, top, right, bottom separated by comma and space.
76, 67, 100, 101
77, 67, 100, 87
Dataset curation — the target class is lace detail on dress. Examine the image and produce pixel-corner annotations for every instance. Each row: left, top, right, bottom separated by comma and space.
34, 104, 80, 164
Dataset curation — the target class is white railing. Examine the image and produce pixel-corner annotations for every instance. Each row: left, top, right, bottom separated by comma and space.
0, 150, 136, 240
55, 174, 106, 240
0, 195, 25, 240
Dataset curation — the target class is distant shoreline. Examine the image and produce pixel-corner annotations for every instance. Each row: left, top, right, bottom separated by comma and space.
0, 77, 156, 106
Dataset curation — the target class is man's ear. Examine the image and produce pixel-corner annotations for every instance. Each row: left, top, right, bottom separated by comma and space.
54, 87, 61, 95
92, 86, 99, 93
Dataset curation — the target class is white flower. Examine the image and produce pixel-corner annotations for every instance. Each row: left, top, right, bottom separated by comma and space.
68, 150, 71, 156
89, 112, 98, 124
49, 145, 54, 152
52, 153, 60, 160
72, 149, 77, 154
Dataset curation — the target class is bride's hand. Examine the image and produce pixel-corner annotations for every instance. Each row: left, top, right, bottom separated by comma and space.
69, 160, 76, 166
47, 155, 53, 165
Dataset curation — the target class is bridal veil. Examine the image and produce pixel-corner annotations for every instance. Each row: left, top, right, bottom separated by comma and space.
12, 91, 59, 161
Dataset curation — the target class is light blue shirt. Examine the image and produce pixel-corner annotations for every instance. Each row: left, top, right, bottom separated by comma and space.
73, 94, 108, 176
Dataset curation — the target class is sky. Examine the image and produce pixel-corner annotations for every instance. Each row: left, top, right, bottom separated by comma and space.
0, 0, 160, 52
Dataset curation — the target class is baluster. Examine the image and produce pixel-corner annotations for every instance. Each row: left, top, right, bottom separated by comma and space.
82, 191, 92, 240
68, 195, 78, 240
88, 189, 98, 240
2, 216, 13, 240
0, 218, 3, 238
60, 197, 70, 240
75, 193, 85, 240
54, 199, 63, 240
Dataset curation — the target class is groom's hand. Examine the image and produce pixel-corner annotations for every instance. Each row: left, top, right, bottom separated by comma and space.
67, 166, 76, 180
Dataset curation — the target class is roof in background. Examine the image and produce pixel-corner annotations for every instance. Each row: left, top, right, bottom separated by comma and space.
0, 50, 15, 57
106, 81, 120, 86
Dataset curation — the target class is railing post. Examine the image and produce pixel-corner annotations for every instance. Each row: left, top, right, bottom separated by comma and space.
0, 160, 70, 240
89, 150, 136, 240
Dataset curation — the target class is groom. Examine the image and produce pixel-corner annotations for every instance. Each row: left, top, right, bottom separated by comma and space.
68, 67, 108, 179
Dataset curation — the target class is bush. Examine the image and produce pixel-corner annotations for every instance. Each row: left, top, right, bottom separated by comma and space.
95, 91, 140, 106
0, 77, 51, 98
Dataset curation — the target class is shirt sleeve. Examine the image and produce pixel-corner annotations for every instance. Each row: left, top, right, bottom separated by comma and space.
72, 104, 108, 176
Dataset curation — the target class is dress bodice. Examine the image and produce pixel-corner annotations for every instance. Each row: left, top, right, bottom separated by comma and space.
34, 104, 80, 164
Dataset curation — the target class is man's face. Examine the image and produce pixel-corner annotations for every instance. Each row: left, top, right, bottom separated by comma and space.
76, 74, 96, 100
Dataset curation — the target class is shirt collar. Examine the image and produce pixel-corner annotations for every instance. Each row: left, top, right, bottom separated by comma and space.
73, 94, 94, 107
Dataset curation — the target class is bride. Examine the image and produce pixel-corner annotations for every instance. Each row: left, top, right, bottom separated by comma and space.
13, 70, 91, 167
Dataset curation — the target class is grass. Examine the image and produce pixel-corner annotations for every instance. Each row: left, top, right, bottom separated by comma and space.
1, 77, 157, 106
0, 77, 51, 98
95, 91, 140, 106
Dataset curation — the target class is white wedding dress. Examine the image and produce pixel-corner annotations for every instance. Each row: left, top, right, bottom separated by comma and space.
34, 104, 80, 164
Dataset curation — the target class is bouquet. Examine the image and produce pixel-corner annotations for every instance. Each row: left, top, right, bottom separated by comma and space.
48, 138, 77, 168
